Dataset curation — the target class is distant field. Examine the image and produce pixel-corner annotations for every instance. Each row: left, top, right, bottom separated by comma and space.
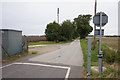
102, 37, 119, 51
25, 36, 46, 42
94, 37, 119, 51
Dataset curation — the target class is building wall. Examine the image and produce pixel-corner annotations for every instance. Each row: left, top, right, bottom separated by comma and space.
0, 31, 2, 55
1, 29, 22, 56
8, 30, 22, 55
0, 31, 2, 75
2, 30, 8, 52
118, 1, 120, 35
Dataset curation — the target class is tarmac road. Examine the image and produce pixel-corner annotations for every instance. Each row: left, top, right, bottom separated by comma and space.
29, 39, 84, 66
2, 38, 84, 79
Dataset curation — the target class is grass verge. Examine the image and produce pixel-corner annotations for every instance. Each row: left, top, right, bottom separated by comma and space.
80, 38, 119, 78
28, 39, 75, 45
2, 51, 35, 63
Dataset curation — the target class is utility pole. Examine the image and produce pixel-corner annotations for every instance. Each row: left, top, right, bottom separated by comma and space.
93, 0, 97, 49
57, 8, 59, 24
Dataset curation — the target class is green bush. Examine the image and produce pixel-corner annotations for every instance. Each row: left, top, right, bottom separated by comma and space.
102, 44, 117, 64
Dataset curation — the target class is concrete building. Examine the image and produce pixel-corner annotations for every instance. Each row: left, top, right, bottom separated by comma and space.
0, 29, 2, 79
0, 29, 22, 56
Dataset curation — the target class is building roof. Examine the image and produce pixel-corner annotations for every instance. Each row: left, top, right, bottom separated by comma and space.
0, 29, 22, 32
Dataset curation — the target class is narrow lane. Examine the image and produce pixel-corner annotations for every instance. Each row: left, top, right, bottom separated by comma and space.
29, 39, 84, 66
2, 39, 84, 79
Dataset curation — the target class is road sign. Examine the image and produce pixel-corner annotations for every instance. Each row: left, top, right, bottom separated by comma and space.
93, 12, 108, 27
93, 12, 108, 74
95, 29, 104, 36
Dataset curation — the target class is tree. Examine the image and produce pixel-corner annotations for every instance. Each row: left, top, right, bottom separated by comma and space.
72, 21, 79, 39
59, 20, 74, 41
45, 21, 60, 42
74, 14, 93, 39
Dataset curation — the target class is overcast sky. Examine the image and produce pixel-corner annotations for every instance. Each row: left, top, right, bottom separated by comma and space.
0, 0, 119, 36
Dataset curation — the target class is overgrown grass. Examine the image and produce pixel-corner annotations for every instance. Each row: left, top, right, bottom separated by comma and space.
29, 41, 57, 45
102, 44, 119, 64
3, 51, 39, 63
80, 38, 119, 78
101, 67, 119, 78
80, 39, 87, 69
2, 52, 32, 63
80, 39, 98, 69
28, 39, 75, 45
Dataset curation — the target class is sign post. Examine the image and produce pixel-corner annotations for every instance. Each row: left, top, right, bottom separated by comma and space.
98, 12, 103, 74
95, 29, 104, 36
93, 12, 108, 74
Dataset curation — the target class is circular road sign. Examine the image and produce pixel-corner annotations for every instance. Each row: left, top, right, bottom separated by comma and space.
93, 12, 108, 27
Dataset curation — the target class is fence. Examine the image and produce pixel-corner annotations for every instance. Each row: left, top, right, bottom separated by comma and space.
22, 35, 28, 53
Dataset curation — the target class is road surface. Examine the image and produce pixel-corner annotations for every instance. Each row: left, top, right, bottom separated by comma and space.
2, 38, 84, 79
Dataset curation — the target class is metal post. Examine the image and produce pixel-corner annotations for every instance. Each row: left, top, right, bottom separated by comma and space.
98, 12, 103, 74
87, 38, 91, 79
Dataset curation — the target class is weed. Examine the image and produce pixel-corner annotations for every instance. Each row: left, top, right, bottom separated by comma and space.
32, 51, 38, 54
103, 67, 119, 78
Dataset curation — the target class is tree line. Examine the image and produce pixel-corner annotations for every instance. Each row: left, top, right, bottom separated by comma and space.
45, 14, 93, 42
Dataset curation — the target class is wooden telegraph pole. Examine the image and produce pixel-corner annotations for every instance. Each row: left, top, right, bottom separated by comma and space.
93, 0, 97, 49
